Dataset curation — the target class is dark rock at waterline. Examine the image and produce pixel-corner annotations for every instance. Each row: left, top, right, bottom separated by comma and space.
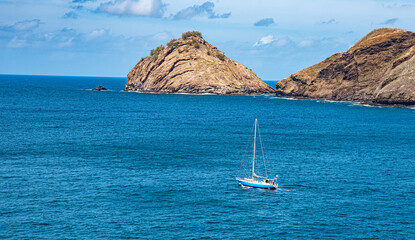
92, 86, 107, 91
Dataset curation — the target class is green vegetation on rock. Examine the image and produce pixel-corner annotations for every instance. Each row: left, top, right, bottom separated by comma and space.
189, 37, 200, 49
167, 39, 178, 47
182, 31, 202, 39
150, 45, 164, 60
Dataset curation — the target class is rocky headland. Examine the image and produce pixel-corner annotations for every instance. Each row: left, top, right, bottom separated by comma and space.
125, 31, 275, 95
275, 28, 415, 106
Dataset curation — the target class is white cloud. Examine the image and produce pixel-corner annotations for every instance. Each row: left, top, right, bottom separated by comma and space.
1, 19, 41, 32
275, 38, 289, 47
7, 36, 27, 48
152, 31, 171, 42
382, 18, 398, 25
97, 0, 164, 17
86, 29, 107, 40
382, 3, 415, 8
56, 37, 74, 48
171, 1, 231, 20
253, 34, 275, 46
254, 18, 275, 27
298, 39, 314, 48
320, 18, 337, 25
63, 11, 79, 19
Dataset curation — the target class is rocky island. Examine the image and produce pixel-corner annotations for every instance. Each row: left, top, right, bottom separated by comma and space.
92, 86, 107, 91
125, 31, 275, 95
275, 28, 415, 106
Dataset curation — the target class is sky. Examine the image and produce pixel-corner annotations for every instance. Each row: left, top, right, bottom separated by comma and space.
0, 0, 414, 80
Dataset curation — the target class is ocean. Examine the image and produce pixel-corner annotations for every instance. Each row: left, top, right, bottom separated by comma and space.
0, 74, 414, 239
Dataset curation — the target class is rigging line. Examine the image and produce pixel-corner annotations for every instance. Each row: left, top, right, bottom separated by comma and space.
257, 122, 268, 178
238, 121, 254, 178
243, 121, 256, 178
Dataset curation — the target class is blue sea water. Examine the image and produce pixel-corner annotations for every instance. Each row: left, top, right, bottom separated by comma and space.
0, 74, 414, 239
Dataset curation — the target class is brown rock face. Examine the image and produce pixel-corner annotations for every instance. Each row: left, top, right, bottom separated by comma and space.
125, 32, 275, 95
275, 28, 415, 106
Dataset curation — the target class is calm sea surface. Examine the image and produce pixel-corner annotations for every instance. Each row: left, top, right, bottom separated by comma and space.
0, 74, 414, 239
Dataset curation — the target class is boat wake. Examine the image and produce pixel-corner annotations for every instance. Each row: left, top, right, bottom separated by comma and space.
276, 187, 294, 192
277, 184, 313, 192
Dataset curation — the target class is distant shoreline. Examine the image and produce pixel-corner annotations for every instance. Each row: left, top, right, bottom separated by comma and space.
0, 73, 127, 79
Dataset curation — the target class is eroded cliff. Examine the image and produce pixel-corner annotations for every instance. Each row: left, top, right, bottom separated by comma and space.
275, 28, 415, 106
125, 31, 275, 95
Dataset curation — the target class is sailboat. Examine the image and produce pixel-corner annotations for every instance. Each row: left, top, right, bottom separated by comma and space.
236, 119, 278, 189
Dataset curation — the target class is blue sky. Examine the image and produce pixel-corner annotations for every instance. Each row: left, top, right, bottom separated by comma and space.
0, 0, 414, 80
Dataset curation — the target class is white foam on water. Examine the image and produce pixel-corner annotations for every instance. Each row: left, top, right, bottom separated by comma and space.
273, 97, 300, 101
277, 188, 295, 192
121, 91, 268, 96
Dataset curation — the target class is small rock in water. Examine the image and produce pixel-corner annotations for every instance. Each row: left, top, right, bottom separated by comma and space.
92, 86, 107, 91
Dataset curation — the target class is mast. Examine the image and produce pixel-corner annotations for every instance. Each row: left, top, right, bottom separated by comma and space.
252, 119, 257, 178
